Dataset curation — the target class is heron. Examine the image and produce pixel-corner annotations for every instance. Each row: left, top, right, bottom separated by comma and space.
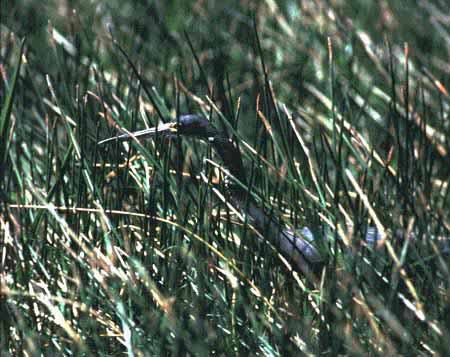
99, 114, 448, 278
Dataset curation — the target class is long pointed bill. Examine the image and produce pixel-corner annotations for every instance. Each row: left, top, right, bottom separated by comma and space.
98, 122, 178, 145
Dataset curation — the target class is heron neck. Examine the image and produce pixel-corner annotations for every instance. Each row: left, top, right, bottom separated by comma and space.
210, 135, 247, 187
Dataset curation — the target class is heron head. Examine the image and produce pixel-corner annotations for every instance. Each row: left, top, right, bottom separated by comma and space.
98, 115, 218, 145
172, 115, 218, 138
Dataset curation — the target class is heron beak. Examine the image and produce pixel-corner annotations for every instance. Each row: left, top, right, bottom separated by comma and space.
98, 122, 178, 145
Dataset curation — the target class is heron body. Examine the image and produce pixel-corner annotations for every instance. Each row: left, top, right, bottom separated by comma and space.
99, 115, 448, 276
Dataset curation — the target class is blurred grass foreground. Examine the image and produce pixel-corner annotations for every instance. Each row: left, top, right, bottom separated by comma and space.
1, 1, 450, 355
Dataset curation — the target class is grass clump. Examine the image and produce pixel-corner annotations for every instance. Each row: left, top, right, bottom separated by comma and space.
1, 1, 449, 355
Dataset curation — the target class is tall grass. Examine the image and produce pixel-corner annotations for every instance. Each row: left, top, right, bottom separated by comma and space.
1, 1, 449, 355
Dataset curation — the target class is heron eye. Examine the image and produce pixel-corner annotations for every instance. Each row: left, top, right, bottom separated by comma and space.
168, 122, 179, 132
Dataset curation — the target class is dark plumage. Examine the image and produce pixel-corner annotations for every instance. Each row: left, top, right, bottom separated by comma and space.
99, 115, 448, 278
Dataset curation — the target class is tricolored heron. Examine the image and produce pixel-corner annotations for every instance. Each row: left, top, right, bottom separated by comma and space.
99, 114, 448, 277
